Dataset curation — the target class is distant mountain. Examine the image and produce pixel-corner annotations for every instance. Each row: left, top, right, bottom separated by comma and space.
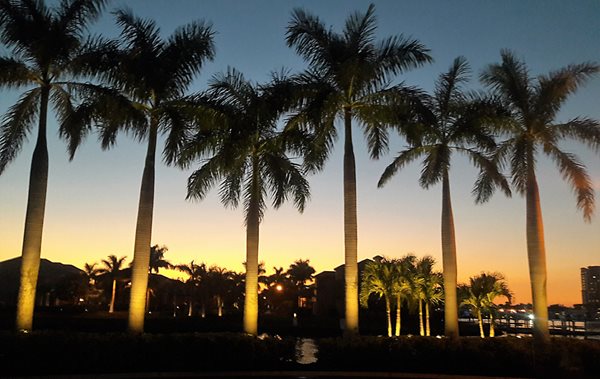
0, 257, 83, 306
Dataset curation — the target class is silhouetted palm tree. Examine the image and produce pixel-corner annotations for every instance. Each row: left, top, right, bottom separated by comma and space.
379, 57, 511, 338
286, 4, 432, 333
175, 260, 207, 316
360, 257, 398, 336
481, 50, 599, 343
98, 255, 127, 313
206, 266, 231, 317
148, 245, 172, 273
287, 259, 316, 288
415, 256, 443, 336
0, 0, 109, 332
83, 263, 100, 285
179, 69, 311, 334
73, 9, 214, 333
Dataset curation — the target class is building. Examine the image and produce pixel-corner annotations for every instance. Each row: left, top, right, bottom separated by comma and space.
581, 266, 600, 319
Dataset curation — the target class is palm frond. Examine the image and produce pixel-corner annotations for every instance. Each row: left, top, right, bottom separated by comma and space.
58, 0, 108, 38
420, 144, 450, 188
555, 117, 600, 153
455, 147, 511, 203
0, 87, 40, 174
378, 145, 430, 187
286, 7, 333, 71
435, 56, 470, 119
343, 3, 376, 53
0, 55, 36, 88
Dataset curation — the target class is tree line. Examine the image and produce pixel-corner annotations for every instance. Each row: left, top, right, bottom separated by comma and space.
0, 1, 598, 345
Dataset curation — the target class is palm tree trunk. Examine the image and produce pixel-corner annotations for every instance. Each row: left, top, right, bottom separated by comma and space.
395, 295, 401, 336
343, 107, 359, 335
128, 118, 158, 333
426, 301, 431, 336
217, 295, 223, 317
201, 303, 206, 318
145, 288, 150, 313
477, 309, 484, 338
489, 314, 495, 337
385, 298, 392, 337
526, 161, 550, 343
188, 299, 193, 317
16, 86, 50, 332
419, 300, 424, 336
243, 155, 260, 335
441, 170, 459, 338
109, 279, 116, 313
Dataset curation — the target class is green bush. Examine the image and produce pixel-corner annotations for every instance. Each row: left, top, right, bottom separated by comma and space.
0, 331, 295, 376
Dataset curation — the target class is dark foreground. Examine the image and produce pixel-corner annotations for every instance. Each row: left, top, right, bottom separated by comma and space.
0, 331, 599, 379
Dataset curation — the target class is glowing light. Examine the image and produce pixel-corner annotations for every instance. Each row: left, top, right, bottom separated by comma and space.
275, 284, 283, 292
528, 314, 535, 320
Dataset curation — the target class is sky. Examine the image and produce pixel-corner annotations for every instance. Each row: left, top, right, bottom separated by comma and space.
0, 0, 599, 306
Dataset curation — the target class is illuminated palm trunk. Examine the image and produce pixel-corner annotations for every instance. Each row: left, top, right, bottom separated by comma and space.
385, 298, 392, 337
217, 295, 224, 317
128, 120, 157, 333
395, 295, 401, 336
16, 86, 50, 332
418, 300, 424, 336
187, 297, 193, 317
243, 156, 260, 334
477, 309, 484, 338
489, 314, 495, 337
526, 161, 550, 343
343, 108, 359, 334
109, 279, 116, 313
441, 171, 459, 338
425, 302, 431, 336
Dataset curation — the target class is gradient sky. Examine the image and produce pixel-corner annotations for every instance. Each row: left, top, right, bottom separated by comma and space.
0, 0, 598, 306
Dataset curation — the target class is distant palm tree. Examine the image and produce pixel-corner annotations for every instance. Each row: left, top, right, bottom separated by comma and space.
287, 259, 316, 288
286, 4, 432, 334
179, 69, 311, 334
0, 0, 109, 332
98, 255, 127, 313
379, 57, 512, 338
360, 257, 398, 337
73, 9, 214, 333
175, 260, 207, 317
83, 263, 100, 286
480, 50, 599, 343
459, 272, 511, 338
148, 245, 172, 273
206, 266, 231, 317
484, 274, 511, 337
415, 256, 443, 336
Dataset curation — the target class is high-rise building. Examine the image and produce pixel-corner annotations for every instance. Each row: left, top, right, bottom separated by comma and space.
581, 266, 600, 304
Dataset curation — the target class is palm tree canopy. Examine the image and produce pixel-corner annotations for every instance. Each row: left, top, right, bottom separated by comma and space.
98, 254, 127, 278
180, 68, 312, 223
175, 260, 207, 284
287, 259, 316, 287
0, 0, 109, 173
415, 256, 443, 303
66, 8, 215, 161
359, 256, 398, 307
379, 56, 512, 203
481, 50, 600, 220
285, 3, 432, 161
459, 272, 512, 312
148, 245, 171, 273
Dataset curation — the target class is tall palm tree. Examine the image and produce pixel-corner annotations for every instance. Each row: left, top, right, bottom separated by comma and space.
74, 9, 214, 333
378, 57, 512, 338
179, 69, 311, 334
360, 257, 398, 337
98, 255, 127, 313
286, 4, 432, 334
0, 0, 109, 332
459, 272, 511, 338
480, 50, 599, 343
175, 260, 207, 317
415, 256, 443, 336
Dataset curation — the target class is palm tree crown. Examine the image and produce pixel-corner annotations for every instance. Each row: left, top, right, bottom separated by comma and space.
481, 50, 599, 342
286, 3, 432, 334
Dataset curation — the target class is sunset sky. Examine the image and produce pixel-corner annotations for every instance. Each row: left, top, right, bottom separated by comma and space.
0, 0, 598, 306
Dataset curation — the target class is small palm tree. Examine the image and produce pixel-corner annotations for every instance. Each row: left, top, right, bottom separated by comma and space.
83, 263, 100, 286
98, 255, 127, 313
287, 259, 316, 288
286, 4, 432, 334
395, 254, 418, 336
379, 57, 512, 338
415, 256, 443, 336
175, 260, 207, 317
481, 50, 599, 343
360, 256, 398, 337
459, 272, 511, 338
73, 9, 214, 333
0, 0, 109, 332
206, 266, 231, 317
179, 69, 312, 335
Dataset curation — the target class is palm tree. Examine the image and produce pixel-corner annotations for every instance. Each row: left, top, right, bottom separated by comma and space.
287, 259, 316, 288
415, 256, 443, 336
480, 50, 599, 343
0, 0, 109, 332
83, 263, 100, 286
360, 257, 398, 337
459, 272, 511, 338
286, 4, 432, 334
148, 245, 172, 273
98, 255, 127, 313
395, 254, 418, 336
206, 266, 231, 317
175, 260, 207, 317
179, 69, 311, 335
378, 57, 512, 338
74, 10, 214, 333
